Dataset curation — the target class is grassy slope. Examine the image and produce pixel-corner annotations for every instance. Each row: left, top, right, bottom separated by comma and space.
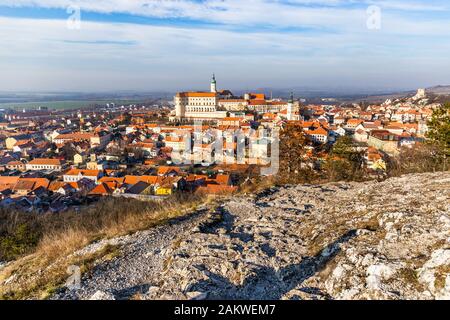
0, 194, 213, 300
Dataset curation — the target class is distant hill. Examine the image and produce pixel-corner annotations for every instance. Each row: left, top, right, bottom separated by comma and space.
234, 85, 450, 104
339, 85, 450, 104
427, 85, 450, 95
1, 85, 449, 108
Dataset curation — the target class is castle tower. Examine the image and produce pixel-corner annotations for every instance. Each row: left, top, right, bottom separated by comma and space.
210, 74, 217, 93
413, 88, 426, 100
175, 93, 186, 119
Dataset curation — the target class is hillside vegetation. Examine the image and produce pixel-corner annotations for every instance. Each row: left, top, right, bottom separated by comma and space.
0, 194, 209, 299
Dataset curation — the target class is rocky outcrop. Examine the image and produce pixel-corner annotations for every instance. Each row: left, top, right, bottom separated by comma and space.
54, 172, 450, 300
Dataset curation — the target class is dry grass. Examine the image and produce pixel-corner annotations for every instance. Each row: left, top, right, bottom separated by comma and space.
395, 268, 424, 292
162, 256, 174, 273
316, 254, 341, 281
434, 265, 450, 291
0, 244, 121, 300
0, 193, 212, 300
239, 176, 278, 195
354, 215, 380, 233
36, 229, 92, 264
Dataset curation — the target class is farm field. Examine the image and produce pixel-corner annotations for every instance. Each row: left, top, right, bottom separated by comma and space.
0, 99, 143, 110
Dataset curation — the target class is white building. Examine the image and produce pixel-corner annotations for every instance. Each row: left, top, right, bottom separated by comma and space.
26, 158, 62, 171
63, 169, 103, 183
306, 127, 329, 144
173, 75, 228, 121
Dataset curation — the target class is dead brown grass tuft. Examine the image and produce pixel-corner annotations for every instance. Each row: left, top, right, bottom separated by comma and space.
36, 228, 91, 264
434, 265, 450, 291
395, 267, 424, 292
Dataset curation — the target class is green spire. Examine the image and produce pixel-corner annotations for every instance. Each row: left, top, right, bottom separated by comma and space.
289, 92, 294, 103
212, 73, 216, 84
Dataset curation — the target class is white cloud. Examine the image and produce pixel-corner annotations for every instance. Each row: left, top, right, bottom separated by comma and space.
0, 15, 449, 91
0, 1, 449, 91
1, 0, 448, 31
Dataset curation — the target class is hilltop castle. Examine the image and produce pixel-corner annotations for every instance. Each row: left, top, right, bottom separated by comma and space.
173, 75, 230, 121
172, 75, 299, 121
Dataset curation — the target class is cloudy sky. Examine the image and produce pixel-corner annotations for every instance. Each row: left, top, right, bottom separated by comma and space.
0, 0, 449, 92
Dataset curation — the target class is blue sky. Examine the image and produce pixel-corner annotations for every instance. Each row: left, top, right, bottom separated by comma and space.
0, 0, 449, 92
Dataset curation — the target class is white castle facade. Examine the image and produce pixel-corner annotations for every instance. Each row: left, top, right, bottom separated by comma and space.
173, 75, 228, 121
171, 75, 300, 121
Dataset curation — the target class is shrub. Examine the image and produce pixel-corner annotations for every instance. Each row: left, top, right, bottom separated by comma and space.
388, 143, 448, 176
0, 224, 41, 261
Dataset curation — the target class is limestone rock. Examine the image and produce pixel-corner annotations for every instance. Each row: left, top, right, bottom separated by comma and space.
89, 290, 116, 300
49, 172, 449, 301
186, 291, 208, 300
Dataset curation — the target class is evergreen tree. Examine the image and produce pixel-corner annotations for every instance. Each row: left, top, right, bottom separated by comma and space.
426, 103, 449, 171
326, 136, 365, 181
331, 136, 364, 165
427, 103, 450, 156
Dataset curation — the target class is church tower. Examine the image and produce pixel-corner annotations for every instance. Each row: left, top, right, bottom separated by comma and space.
287, 92, 294, 121
210, 74, 217, 93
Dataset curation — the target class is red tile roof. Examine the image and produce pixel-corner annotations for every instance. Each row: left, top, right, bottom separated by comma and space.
306, 127, 328, 136
55, 133, 94, 140
196, 184, 238, 195
28, 158, 62, 166
215, 174, 231, 185
157, 166, 182, 176
89, 183, 113, 195
124, 175, 158, 185
99, 177, 125, 184
65, 169, 102, 177
13, 178, 50, 191
177, 92, 217, 98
